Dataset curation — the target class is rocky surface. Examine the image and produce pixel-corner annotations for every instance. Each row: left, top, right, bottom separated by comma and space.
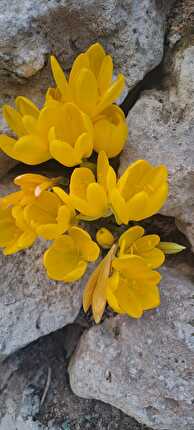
120, 44, 194, 250
0, 0, 171, 88
0, 174, 86, 358
69, 264, 194, 430
0, 326, 149, 430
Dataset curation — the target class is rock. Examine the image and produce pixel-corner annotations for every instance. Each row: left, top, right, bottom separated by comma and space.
0, 175, 86, 358
0, 328, 146, 430
120, 45, 194, 250
69, 265, 194, 430
0, 0, 171, 89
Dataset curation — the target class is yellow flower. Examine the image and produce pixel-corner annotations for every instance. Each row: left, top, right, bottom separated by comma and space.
24, 190, 76, 240
1, 173, 61, 208
106, 257, 161, 318
83, 244, 117, 323
48, 102, 93, 167
43, 226, 100, 282
68, 151, 116, 220
0, 205, 36, 255
118, 225, 165, 269
110, 160, 168, 224
0, 97, 51, 164
93, 105, 128, 158
50, 43, 125, 118
96, 227, 115, 249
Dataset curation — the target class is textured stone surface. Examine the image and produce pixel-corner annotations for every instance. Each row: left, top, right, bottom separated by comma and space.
0, 176, 85, 358
120, 45, 194, 249
0, 0, 170, 89
0, 328, 148, 430
69, 265, 194, 430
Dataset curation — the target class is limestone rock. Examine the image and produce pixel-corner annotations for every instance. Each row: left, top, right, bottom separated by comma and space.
0, 328, 145, 430
69, 265, 194, 430
120, 45, 194, 249
0, 175, 86, 358
0, 0, 171, 89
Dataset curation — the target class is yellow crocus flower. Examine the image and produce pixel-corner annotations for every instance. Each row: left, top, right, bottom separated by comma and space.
93, 105, 128, 158
0, 97, 51, 164
24, 190, 76, 240
1, 173, 61, 208
50, 43, 125, 118
118, 225, 165, 269
96, 227, 115, 249
106, 258, 161, 319
110, 160, 168, 224
43, 226, 100, 282
67, 151, 115, 220
0, 205, 36, 255
48, 102, 93, 167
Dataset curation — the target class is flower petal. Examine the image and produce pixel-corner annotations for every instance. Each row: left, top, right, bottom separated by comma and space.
98, 55, 113, 94
69, 226, 100, 262
75, 68, 98, 115
83, 262, 102, 312
16, 96, 39, 118
119, 225, 145, 254
50, 56, 71, 101
93, 74, 125, 116
96, 227, 114, 248
110, 188, 129, 224
70, 167, 95, 199
3, 105, 26, 137
86, 42, 105, 78
140, 248, 165, 269
50, 139, 79, 167
43, 235, 79, 281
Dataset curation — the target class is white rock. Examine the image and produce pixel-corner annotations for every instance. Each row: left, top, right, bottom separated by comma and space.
0, 177, 85, 358
0, 0, 171, 88
120, 46, 194, 249
69, 265, 194, 430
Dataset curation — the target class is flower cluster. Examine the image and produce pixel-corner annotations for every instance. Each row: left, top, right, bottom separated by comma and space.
0, 43, 185, 324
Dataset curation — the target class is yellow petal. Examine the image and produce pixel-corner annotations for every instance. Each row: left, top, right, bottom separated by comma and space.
96, 227, 114, 248
110, 188, 128, 224
117, 160, 151, 199
3, 105, 26, 137
1, 191, 24, 208
0, 134, 19, 161
141, 165, 168, 190
106, 272, 124, 313
75, 68, 98, 115
70, 168, 95, 199
140, 248, 165, 269
50, 139, 80, 167
83, 262, 102, 312
69, 226, 100, 262
86, 183, 108, 217
144, 183, 168, 218
158, 241, 186, 254
86, 42, 105, 78
92, 245, 116, 323
114, 278, 143, 318
25, 191, 61, 227
75, 132, 93, 160
135, 234, 160, 252
50, 56, 71, 101
119, 225, 145, 254
62, 261, 87, 282
93, 74, 125, 117
134, 281, 160, 311
93, 106, 128, 157
98, 55, 113, 94
15, 135, 51, 165
69, 53, 90, 88
53, 187, 73, 208
16, 96, 39, 118
22, 115, 37, 134
14, 173, 47, 187
61, 103, 87, 145
112, 255, 161, 284
127, 191, 149, 221
43, 235, 79, 281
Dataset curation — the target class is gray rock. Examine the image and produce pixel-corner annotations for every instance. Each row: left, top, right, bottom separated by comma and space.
0, 0, 171, 89
69, 264, 194, 430
0, 327, 147, 430
120, 45, 194, 250
0, 177, 85, 358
